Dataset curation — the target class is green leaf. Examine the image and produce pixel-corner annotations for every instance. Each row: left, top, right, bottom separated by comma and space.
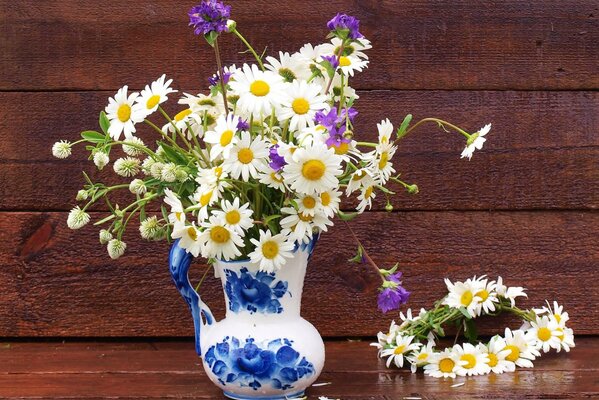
99, 111, 110, 134
396, 114, 412, 140
337, 210, 359, 221
458, 306, 472, 319
204, 31, 219, 47
464, 319, 478, 343
158, 142, 187, 165
93, 214, 116, 226
81, 130, 106, 143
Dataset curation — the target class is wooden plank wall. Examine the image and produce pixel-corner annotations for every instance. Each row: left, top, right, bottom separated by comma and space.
0, 1, 597, 338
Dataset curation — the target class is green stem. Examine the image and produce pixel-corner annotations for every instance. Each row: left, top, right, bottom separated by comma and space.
396, 118, 471, 145
231, 29, 265, 71
195, 264, 213, 292
213, 38, 230, 115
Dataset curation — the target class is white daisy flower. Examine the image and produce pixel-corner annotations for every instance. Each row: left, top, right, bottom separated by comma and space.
319, 189, 341, 218
502, 327, 540, 368
461, 123, 491, 160
258, 166, 286, 191
265, 51, 312, 82
229, 64, 285, 117
376, 118, 394, 145
483, 336, 515, 374
204, 113, 240, 161
278, 81, 329, 132
319, 37, 371, 62
496, 276, 527, 307
297, 43, 327, 63
345, 168, 376, 196
196, 166, 230, 192
527, 315, 561, 353
424, 348, 460, 378
222, 131, 269, 181
171, 223, 202, 257
397, 308, 427, 330
370, 320, 400, 354
137, 74, 177, 117
107, 238, 127, 260
555, 326, 576, 352
471, 276, 499, 316
164, 188, 186, 229
453, 342, 491, 376
249, 229, 295, 272
192, 186, 219, 222
380, 334, 420, 368
199, 216, 244, 261
212, 198, 254, 236
296, 193, 321, 217
113, 157, 141, 177
162, 108, 203, 140
407, 338, 436, 373
335, 54, 369, 77
356, 185, 376, 213
105, 86, 145, 140
365, 141, 397, 184
67, 206, 90, 230
52, 140, 72, 159
280, 206, 332, 244
443, 277, 484, 317
282, 143, 343, 194
538, 301, 570, 327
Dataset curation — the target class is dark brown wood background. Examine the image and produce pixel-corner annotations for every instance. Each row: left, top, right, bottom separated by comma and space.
0, 1, 597, 338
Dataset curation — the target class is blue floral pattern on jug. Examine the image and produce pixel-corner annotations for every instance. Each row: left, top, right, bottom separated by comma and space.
204, 337, 315, 391
224, 268, 289, 314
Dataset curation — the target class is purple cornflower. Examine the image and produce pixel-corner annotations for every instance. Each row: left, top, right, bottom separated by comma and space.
269, 145, 286, 171
314, 108, 339, 130
208, 70, 233, 87
321, 54, 339, 69
236, 119, 249, 131
327, 13, 363, 39
377, 270, 410, 313
188, 0, 231, 36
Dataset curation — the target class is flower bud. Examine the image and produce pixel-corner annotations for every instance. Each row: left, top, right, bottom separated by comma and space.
129, 179, 147, 195
407, 184, 419, 194
99, 229, 113, 244
226, 19, 237, 32
385, 202, 394, 212
76, 190, 89, 201
93, 151, 110, 170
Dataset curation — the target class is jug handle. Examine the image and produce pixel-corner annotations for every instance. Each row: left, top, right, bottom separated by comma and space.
168, 239, 215, 356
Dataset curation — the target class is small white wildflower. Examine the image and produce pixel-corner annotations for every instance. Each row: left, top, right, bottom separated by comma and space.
139, 216, 163, 240
122, 136, 146, 156
113, 157, 141, 177
150, 162, 165, 179
461, 123, 491, 160
129, 179, 147, 195
161, 163, 178, 182
93, 151, 110, 170
67, 206, 90, 230
75, 190, 88, 201
52, 140, 72, 159
107, 239, 127, 259
99, 229, 113, 244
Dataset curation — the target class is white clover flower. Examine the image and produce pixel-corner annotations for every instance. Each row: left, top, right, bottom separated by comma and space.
139, 216, 163, 241
99, 229, 113, 244
52, 140, 72, 159
160, 163, 178, 182
150, 162, 165, 179
129, 179, 147, 195
141, 157, 155, 175
113, 157, 141, 177
76, 190, 88, 201
122, 137, 146, 156
93, 151, 110, 170
461, 123, 491, 160
107, 239, 127, 259
67, 206, 90, 230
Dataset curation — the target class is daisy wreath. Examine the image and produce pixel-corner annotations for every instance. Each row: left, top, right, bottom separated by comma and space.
372, 275, 575, 378
52, 1, 492, 313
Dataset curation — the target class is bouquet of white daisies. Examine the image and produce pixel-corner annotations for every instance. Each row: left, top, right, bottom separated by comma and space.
52, 1, 490, 311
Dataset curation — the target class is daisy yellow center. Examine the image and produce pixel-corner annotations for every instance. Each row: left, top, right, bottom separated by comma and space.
364, 186, 374, 199
331, 141, 349, 155
225, 210, 241, 225
537, 327, 552, 342
301, 160, 326, 181
417, 353, 428, 361
460, 290, 473, 306
210, 226, 230, 244
187, 227, 197, 241
393, 345, 406, 355
556, 328, 564, 341
460, 354, 476, 369
220, 130, 234, 146
262, 240, 279, 259
250, 80, 270, 97
438, 358, 455, 373
487, 353, 498, 367
381, 136, 389, 144
200, 191, 213, 207
352, 170, 366, 181
270, 172, 283, 182
554, 314, 561, 323
503, 345, 520, 362
298, 212, 313, 222
378, 152, 389, 169
175, 109, 192, 122
339, 56, 351, 67
302, 196, 316, 209
175, 212, 183, 221
476, 289, 489, 301
117, 104, 131, 122
321, 192, 331, 206
198, 99, 216, 106
238, 148, 254, 164
146, 94, 161, 109
292, 98, 310, 115
214, 167, 223, 178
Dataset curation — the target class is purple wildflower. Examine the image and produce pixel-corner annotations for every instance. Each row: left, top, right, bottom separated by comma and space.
314, 108, 339, 130
208, 70, 233, 87
188, 0, 231, 36
340, 106, 358, 123
377, 286, 410, 313
236, 119, 249, 131
269, 145, 286, 171
327, 13, 363, 39
321, 54, 339, 69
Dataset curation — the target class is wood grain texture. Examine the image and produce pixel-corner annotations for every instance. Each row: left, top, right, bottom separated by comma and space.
1, 211, 597, 337
1, 1, 598, 90
1, 90, 597, 211
0, 339, 596, 398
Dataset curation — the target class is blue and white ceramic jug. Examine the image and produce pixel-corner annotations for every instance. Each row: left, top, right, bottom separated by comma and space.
169, 238, 324, 400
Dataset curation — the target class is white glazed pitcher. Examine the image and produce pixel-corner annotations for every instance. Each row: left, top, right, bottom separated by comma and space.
169, 237, 324, 400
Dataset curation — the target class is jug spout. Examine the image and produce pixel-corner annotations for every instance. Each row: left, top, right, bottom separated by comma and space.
169, 239, 215, 356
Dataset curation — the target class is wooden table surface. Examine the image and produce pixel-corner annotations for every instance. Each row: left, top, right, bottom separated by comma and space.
0, 338, 596, 399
